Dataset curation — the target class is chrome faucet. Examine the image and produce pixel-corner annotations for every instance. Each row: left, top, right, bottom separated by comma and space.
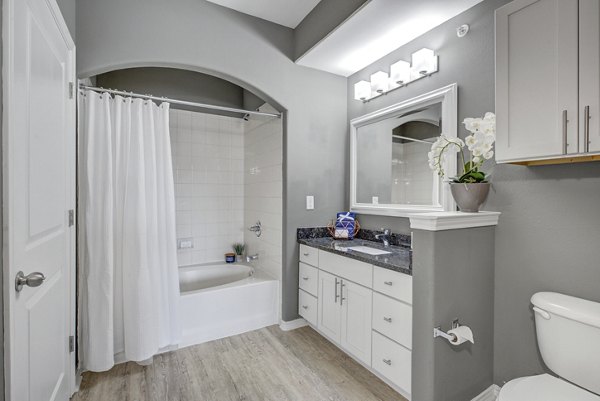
248, 221, 262, 237
246, 253, 259, 263
375, 228, 391, 247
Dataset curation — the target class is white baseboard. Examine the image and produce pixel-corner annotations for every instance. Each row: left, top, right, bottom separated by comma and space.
472, 384, 501, 401
279, 318, 308, 331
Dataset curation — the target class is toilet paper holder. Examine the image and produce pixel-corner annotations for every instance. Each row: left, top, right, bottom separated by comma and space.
433, 318, 461, 342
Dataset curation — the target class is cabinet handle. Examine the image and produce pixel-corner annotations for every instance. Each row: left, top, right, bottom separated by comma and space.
303, 252, 310, 257
302, 276, 309, 280
383, 359, 392, 366
585, 106, 591, 152
302, 305, 309, 310
563, 110, 569, 154
340, 280, 346, 306
384, 317, 392, 323
334, 277, 340, 303
384, 281, 393, 286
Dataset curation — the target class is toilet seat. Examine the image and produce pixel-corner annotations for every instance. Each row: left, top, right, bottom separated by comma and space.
498, 374, 600, 401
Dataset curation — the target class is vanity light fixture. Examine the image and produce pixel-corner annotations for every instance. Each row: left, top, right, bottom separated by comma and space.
411, 48, 437, 77
390, 60, 411, 86
354, 48, 439, 103
370, 71, 389, 93
354, 80, 372, 101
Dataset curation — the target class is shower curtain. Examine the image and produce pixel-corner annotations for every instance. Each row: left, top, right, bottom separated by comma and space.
79, 89, 180, 372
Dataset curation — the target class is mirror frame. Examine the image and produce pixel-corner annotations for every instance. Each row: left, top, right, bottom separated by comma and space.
350, 83, 458, 217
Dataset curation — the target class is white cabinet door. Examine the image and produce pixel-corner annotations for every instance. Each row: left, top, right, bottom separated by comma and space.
580, 0, 600, 153
341, 280, 372, 365
496, 0, 579, 162
318, 270, 341, 343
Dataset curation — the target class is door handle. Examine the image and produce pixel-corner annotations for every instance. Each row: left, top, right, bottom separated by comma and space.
562, 110, 569, 154
584, 105, 591, 152
15, 271, 45, 292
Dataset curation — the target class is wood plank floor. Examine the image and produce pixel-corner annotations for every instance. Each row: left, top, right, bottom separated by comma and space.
72, 325, 408, 401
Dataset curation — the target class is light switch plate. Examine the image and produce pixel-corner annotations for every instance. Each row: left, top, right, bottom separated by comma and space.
306, 195, 315, 210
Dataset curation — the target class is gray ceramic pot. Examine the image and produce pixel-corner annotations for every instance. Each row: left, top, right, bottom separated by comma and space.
450, 182, 491, 213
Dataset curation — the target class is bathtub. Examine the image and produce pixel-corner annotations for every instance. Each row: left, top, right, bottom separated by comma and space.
179, 262, 279, 348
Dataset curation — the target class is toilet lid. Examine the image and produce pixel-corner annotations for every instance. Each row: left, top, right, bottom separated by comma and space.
498, 374, 600, 401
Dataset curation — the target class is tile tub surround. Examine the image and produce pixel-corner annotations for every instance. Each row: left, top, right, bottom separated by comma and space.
298, 237, 412, 275
297, 226, 412, 248
170, 109, 245, 266
243, 104, 283, 282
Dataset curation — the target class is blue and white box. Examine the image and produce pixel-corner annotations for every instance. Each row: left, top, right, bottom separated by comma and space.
335, 212, 356, 239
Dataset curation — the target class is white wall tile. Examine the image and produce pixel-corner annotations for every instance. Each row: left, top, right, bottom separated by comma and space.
171, 109, 244, 266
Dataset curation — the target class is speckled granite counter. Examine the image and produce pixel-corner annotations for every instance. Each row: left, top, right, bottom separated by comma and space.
298, 236, 412, 276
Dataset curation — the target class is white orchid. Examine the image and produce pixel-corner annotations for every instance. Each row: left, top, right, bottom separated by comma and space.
429, 112, 496, 183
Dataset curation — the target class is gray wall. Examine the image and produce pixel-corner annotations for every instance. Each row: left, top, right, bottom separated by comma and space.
348, 0, 600, 389
56, 0, 75, 39
294, 0, 369, 60
96, 67, 251, 117
76, 0, 348, 322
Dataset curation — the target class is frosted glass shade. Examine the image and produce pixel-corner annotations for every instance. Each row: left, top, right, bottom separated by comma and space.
354, 80, 371, 101
370, 71, 389, 93
411, 48, 437, 76
390, 60, 411, 85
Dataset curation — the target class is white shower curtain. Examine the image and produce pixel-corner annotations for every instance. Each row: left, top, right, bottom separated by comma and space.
79, 90, 180, 372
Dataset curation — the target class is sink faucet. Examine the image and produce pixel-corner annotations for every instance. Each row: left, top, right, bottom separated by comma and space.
375, 228, 391, 247
246, 253, 259, 263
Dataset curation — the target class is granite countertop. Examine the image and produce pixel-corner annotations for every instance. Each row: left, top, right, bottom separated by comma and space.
298, 237, 412, 276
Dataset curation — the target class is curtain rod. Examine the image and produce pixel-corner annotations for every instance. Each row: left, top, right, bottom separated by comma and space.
79, 84, 281, 119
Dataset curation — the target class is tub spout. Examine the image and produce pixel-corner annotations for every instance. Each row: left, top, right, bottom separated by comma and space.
246, 254, 259, 263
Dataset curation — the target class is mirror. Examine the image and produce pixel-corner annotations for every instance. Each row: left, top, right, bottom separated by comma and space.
350, 84, 457, 216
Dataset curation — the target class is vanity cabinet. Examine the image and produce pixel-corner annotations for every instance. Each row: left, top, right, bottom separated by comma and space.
298, 244, 412, 399
496, 0, 600, 164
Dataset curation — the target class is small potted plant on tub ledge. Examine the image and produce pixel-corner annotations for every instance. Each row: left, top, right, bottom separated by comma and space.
428, 112, 496, 213
233, 243, 245, 262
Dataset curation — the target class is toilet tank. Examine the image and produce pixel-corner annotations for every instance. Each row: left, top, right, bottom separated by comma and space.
531, 292, 600, 395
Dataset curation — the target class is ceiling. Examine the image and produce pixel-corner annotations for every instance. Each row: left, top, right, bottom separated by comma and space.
205, 0, 321, 29
296, 0, 485, 77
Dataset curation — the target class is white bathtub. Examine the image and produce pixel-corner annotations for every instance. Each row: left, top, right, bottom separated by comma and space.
179, 262, 278, 348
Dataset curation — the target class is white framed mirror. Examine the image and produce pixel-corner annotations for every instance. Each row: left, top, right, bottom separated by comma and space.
350, 84, 457, 217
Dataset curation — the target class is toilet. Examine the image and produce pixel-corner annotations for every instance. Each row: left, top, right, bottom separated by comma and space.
498, 292, 600, 401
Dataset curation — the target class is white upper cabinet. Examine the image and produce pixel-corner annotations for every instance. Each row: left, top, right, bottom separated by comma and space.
496, 0, 579, 163
580, 0, 600, 153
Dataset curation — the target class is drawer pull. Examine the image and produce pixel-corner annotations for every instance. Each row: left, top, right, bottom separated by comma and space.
383, 317, 392, 323
383, 358, 392, 366
303, 252, 310, 256
302, 276, 309, 280
302, 305, 309, 310
384, 281, 393, 286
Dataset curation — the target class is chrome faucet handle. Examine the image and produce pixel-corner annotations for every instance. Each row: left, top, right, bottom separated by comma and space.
380, 228, 391, 235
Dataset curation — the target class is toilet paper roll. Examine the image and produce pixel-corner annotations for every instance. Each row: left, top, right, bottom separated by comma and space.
447, 325, 474, 345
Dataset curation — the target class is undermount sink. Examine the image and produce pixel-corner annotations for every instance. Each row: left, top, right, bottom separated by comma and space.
346, 246, 392, 256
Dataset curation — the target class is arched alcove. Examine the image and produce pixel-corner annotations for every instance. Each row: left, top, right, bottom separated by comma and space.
77, 0, 348, 322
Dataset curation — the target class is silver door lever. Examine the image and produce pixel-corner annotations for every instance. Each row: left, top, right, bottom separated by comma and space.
15, 271, 45, 292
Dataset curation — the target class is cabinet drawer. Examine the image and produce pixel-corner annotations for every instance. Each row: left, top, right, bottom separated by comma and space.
372, 293, 412, 349
298, 289, 317, 326
319, 250, 373, 288
372, 331, 411, 394
373, 267, 412, 304
299, 244, 319, 267
299, 262, 318, 296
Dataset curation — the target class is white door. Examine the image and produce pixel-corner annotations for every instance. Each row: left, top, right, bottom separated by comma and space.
317, 270, 341, 343
340, 280, 372, 365
495, 0, 579, 162
580, 0, 600, 153
4, 0, 76, 400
